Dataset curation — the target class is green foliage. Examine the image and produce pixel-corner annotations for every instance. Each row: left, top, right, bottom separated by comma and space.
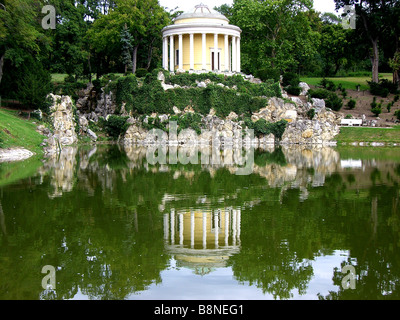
325, 92, 343, 111
347, 99, 356, 110
308, 88, 330, 99
319, 78, 336, 91
371, 106, 382, 117
370, 97, 382, 117
245, 118, 288, 140
111, 73, 280, 118
0, 56, 53, 111
395, 110, 400, 121
103, 115, 130, 139
307, 108, 316, 120
115, 74, 138, 112
368, 79, 399, 97
135, 68, 148, 78
256, 68, 281, 82
285, 85, 301, 96
282, 72, 300, 87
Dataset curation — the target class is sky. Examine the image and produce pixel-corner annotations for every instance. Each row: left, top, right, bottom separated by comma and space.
159, 0, 337, 14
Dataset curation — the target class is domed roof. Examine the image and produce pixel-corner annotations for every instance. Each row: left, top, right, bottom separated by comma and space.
174, 3, 229, 24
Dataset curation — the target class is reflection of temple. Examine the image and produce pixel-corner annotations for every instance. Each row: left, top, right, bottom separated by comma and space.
163, 208, 241, 275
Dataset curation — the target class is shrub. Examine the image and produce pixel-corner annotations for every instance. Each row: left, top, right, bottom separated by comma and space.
386, 102, 394, 112
371, 107, 382, 117
368, 79, 398, 97
395, 110, 400, 120
325, 92, 343, 111
247, 119, 288, 140
256, 68, 281, 82
319, 78, 336, 91
285, 85, 301, 96
308, 88, 330, 99
135, 68, 148, 78
347, 99, 356, 109
394, 94, 399, 103
282, 72, 299, 87
104, 115, 129, 138
307, 108, 315, 120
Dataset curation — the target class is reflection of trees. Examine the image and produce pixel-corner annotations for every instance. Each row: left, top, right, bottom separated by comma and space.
1, 145, 400, 299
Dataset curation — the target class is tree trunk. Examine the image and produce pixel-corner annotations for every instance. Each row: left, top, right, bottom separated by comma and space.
132, 45, 138, 74
0, 53, 5, 86
146, 38, 155, 70
371, 38, 379, 83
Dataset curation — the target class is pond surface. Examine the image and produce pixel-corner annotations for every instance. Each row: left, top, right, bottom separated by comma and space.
0, 144, 400, 300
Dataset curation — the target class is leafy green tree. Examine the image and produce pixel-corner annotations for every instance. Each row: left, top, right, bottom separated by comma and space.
0, 0, 45, 86
334, 0, 399, 83
88, 0, 170, 75
228, 0, 318, 74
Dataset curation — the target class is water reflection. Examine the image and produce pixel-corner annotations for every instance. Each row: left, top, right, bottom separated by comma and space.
0, 144, 400, 299
164, 208, 241, 275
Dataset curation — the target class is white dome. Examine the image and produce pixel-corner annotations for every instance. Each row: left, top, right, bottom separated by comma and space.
174, 3, 229, 24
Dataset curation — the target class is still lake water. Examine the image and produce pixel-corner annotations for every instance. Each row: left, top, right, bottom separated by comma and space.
0, 144, 400, 300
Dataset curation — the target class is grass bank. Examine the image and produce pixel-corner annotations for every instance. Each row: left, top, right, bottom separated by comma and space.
300, 73, 392, 91
336, 125, 400, 144
0, 109, 45, 154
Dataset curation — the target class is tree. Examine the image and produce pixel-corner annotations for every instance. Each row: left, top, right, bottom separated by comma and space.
120, 24, 133, 74
88, 0, 169, 75
228, 0, 318, 74
0, 0, 44, 86
334, 0, 398, 83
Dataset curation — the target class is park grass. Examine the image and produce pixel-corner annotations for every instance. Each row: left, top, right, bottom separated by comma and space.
335, 125, 400, 144
0, 109, 45, 154
300, 73, 392, 91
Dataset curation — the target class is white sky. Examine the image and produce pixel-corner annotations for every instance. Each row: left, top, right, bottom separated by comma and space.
159, 0, 337, 14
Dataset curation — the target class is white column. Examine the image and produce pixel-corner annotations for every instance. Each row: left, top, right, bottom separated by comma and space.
232, 208, 236, 246
179, 213, 183, 246
162, 37, 167, 70
214, 33, 218, 71
189, 33, 194, 70
214, 211, 219, 248
190, 210, 195, 248
202, 33, 207, 70
224, 34, 229, 72
163, 213, 169, 241
236, 37, 241, 73
203, 212, 207, 249
225, 210, 229, 246
178, 34, 183, 71
169, 35, 174, 72
231, 36, 236, 72
170, 209, 175, 244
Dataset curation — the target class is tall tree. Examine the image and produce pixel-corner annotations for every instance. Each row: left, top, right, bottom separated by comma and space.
87, 0, 169, 75
0, 0, 44, 86
120, 23, 133, 74
228, 0, 318, 74
334, 0, 398, 83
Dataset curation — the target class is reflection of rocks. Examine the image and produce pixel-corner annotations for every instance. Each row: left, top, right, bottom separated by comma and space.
38, 144, 341, 203
39, 147, 78, 198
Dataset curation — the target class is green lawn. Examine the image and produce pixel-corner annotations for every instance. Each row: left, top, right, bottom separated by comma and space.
336, 125, 400, 144
0, 109, 45, 154
300, 73, 393, 91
